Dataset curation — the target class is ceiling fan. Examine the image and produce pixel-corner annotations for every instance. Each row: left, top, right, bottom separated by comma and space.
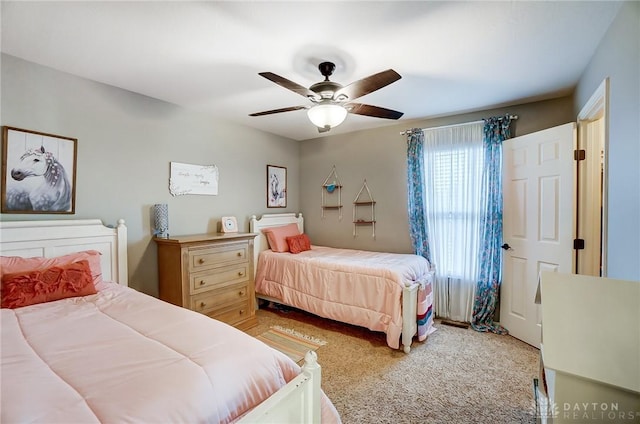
249, 61, 404, 133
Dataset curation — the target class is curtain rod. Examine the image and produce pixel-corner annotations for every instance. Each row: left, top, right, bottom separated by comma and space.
400, 114, 518, 136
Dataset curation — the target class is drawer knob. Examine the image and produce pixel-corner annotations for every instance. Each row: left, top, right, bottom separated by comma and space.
199, 280, 205, 286
239, 309, 245, 315
238, 290, 245, 296
198, 258, 205, 264
238, 271, 244, 277
237, 252, 242, 257
200, 302, 206, 308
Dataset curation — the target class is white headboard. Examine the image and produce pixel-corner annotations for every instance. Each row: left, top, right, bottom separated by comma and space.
249, 213, 303, 278
0, 219, 128, 286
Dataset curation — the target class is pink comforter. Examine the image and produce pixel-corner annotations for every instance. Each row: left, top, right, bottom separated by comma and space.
255, 246, 432, 349
1, 281, 340, 423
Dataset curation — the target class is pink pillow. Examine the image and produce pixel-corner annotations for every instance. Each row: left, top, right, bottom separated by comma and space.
1, 250, 103, 287
1, 260, 97, 309
286, 233, 311, 254
262, 223, 300, 253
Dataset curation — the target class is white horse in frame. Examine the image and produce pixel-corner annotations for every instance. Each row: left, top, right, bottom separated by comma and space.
3, 128, 75, 213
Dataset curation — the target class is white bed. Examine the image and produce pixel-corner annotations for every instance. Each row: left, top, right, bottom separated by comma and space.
0, 219, 340, 424
250, 213, 435, 353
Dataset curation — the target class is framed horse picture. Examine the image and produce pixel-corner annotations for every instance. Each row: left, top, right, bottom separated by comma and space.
1, 126, 77, 214
267, 164, 286, 208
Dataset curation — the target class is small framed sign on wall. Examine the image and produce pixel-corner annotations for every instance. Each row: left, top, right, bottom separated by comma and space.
1, 126, 77, 214
267, 164, 287, 208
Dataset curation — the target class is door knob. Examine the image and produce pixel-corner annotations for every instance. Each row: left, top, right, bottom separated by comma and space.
501, 243, 513, 251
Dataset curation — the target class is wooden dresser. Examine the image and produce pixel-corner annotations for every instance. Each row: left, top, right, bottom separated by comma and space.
155, 232, 258, 331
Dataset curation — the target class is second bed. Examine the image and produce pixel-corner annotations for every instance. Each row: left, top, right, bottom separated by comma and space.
250, 213, 436, 353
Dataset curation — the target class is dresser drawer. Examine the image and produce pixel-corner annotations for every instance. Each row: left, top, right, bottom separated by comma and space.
209, 301, 252, 326
188, 243, 248, 271
190, 263, 249, 294
191, 282, 250, 313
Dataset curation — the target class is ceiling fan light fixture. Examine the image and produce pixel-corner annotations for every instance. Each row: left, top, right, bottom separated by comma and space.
307, 103, 348, 129
251, 62, 403, 128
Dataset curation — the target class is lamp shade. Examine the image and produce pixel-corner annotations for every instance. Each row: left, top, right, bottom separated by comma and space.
307, 103, 348, 129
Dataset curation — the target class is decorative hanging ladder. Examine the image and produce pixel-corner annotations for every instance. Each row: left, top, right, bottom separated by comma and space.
353, 179, 376, 238
321, 165, 343, 220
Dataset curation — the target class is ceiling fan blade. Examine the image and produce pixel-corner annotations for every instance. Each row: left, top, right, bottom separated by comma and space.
249, 105, 307, 117
346, 103, 404, 120
334, 69, 401, 101
259, 72, 320, 100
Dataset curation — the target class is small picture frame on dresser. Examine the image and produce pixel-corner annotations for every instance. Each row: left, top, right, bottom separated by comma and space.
221, 216, 238, 233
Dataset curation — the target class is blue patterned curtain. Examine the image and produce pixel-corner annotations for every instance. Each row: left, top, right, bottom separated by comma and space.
406, 129, 431, 262
471, 115, 513, 334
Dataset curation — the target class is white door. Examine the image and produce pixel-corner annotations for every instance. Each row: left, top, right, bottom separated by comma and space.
500, 123, 576, 347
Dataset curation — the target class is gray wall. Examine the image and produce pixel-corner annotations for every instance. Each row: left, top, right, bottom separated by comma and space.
301, 1, 640, 281
574, 0, 640, 281
1, 54, 300, 296
2, 0, 637, 297
299, 97, 574, 253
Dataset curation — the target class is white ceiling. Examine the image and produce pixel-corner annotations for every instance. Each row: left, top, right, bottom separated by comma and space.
1, 1, 623, 141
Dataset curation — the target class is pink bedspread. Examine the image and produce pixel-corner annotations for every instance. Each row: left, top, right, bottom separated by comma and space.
255, 246, 432, 349
1, 281, 340, 423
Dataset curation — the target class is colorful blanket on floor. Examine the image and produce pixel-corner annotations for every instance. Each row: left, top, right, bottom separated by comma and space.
417, 275, 435, 341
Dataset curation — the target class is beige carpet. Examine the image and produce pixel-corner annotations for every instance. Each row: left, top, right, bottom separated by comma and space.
247, 305, 539, 424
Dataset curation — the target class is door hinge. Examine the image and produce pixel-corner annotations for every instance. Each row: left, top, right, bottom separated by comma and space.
574, 149, 586, 161
573, 238, 585, 250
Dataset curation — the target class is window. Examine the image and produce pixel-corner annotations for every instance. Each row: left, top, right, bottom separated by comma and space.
423, 122, 484, 322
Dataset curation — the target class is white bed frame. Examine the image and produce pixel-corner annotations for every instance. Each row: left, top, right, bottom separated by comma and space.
0, 218, 323, 424
0, 219, 129, 285
250, 212, 425, 353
